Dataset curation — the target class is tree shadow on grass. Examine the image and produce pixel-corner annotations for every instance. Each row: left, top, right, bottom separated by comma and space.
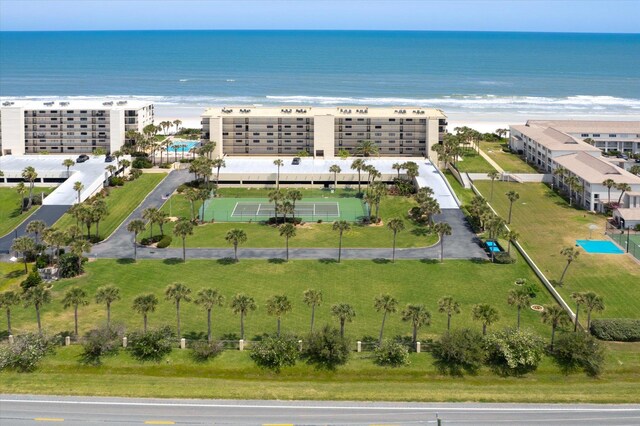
411, 228, 431, 237
372, 258, 391, 264
116, 258, 136, 265
184, 331, 207, 341
163, 257, 184, 265
217, 257, 236, 265
469, 257, 489, 264
267, 258, 286, 264
420, 258, 440, 264
319, 258, 338, 264
5, 269, 26, 279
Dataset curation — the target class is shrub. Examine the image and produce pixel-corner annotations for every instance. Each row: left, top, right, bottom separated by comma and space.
249, 335, 299, 372
524, 281, 540, 298
374, 340, 410, 367
484, 328, 544, 376
129, 168, 143, 180
127, 326, 174, 362
156, 235, 172, 248
317, 219, 323, 224
190, 340, 224, 363
20, 269, 43, 292
432, 328, 485, 376
551, 332, 606, 377
0, 333, 54, 372
176, 184, 188, 193
301, 325, 350, 370
132, 158, 152, 169
590, 319, 640, 342
493, 252, 515, 264
79, 326, 122, 366
131, 151, 149, 158
108, 176, 125, 187
58, 253, 84, 278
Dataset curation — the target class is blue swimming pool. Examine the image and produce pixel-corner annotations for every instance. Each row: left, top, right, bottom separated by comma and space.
168, 139, 199, 153
576, 240, 624, 254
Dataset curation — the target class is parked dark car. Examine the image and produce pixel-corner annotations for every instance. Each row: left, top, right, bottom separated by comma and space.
76, 154, 90, 163
105, 155, 114, 162
292, 157, 301, 165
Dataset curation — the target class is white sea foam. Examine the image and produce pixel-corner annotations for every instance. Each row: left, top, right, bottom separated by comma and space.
179, 79, 189, 82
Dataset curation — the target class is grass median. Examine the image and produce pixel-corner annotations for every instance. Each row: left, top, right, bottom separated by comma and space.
0, 187, 55, 237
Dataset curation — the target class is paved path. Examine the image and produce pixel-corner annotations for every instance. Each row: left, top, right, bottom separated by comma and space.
92, 208, 487, 261
478, 147, 505, 173
0, 205, 71, 253
2, 395, 639, 425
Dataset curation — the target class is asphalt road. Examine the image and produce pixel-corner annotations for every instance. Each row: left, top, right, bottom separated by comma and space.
0, 205, 71, 253
1, 396, 639, 425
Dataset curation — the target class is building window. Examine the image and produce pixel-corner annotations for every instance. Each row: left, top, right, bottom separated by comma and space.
593, 134, 600, 137
581, 133, 589, 137
375, 125, 382, 129
609, 134, 617, 137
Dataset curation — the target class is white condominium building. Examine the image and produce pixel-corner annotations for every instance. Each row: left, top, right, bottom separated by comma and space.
201, 106, 447, 159
0, 99, 154, 156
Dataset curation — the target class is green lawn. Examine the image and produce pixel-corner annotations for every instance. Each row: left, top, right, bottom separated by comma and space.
4, 258, 551, 340
54, 173, 166, 240
480, 140, 538, 173
1, 342, 638, 403
0, 262, 26, 292
146, 193, 438, 248
455, 151, 496, 173
473, 181, 640, 320
0, 187, 55, 237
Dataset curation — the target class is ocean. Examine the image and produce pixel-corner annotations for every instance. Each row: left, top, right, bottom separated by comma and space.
1, 30, 639, 124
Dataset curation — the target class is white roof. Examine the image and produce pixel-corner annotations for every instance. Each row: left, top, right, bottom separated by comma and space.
510, 124, 600, 152
615, 208, 640, 221
526, 120, 640, 134
203, 106, 446, 119
1, 99, 153, 110
554, 152, 640, 185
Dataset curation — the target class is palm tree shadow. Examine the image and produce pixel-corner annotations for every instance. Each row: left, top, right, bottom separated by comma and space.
217, 257, 236, 265
267, 258, 286, 264
420, 259, 439, 264
411, 228, 431, 237
372, 258, 391, 264
319, 258, 338, 264
5, 270, 26, 279
116, 258, 136, 265
163, 258, 184, 265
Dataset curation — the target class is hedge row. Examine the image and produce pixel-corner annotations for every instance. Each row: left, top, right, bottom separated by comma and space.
590, 319, 640, 342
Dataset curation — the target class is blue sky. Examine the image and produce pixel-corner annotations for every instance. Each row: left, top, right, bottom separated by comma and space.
1, 0, 638, 33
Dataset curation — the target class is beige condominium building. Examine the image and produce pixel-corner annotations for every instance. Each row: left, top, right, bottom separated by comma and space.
0, 99, 154, 156
510, 120, 640, 212
201, 106, 447, 159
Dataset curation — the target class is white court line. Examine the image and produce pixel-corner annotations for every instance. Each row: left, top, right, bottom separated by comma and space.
230, 202, 239, 218
1, 399, 639, 412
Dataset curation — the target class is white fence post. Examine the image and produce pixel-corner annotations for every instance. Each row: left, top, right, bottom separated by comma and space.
122, 336, 127, 348
65, 336, 70, 346
239, 339, 244, 351
357, 341, 362, 352
8, 335, 14, 345
180, 338, 186, 349
416, 341, 421, 353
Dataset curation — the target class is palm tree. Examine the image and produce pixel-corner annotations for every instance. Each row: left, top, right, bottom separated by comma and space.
564, 175, 579, 206
629, 165, 640, 177
332, 220, 351, 263
266, 294, 292, 337
331, 303, 355, 338
438, 296, 460, 331
351, 158, 366, 194
268, 189, 284, 223
392, 162, 403, 179
230, 293, 257, 340
504, 230, 519, 255
559, 247, 580, 285
73, 181, 84, 204
487, 171, 500, 201
62, 158, 75, 178
70, 238, 92, 273
355, 139, 379, 157
329, 164, 341, 189
433, 222, 452, 263
374, 293, 398, 345
156, 211, 169, 236
286, 189, 303, 221
507, 288, 531, 330
505, 190, 520, 224
142, 207, 159, 241
48, 229, 67, 265
95, 285, 121, 330
21, 166, 38, 210
582, 292, 604, 330
106, 164, 117, 177
173, 119, 182, 134
62, 287, 89, 336
570, 292, 585, 332
11, 236, 35, 273
387, 218, 405, 263
616, 183, 631, 205
225, 228, 247, 262
0, 291, 21, 335
212, 158, 226, 184
303, 289, 323, 332
401, 304, 431, 346
194, 288, 225, 343
541, 304, 570, 348
91, 199, 108, 240
23, 285, 51, 335
126, 219, 146, 260
165, 283, 192, 339
26, 220, 46, 245
472, 303, 499, 335
173, 218, 194, 262
279, 223, 296, 261
15, 182, 27, 213
273, 159, 284, 189
403, 161, 420, 181
132, 293, 158, 333
602, 178, 616, 204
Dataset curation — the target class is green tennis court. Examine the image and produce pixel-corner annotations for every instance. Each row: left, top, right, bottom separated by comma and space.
201, 197, 368, 222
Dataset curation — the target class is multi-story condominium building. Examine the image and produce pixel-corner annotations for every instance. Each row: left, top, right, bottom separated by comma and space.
0, 99, 154, 156
509, 120, 640, 212
201, 106, 447, 159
